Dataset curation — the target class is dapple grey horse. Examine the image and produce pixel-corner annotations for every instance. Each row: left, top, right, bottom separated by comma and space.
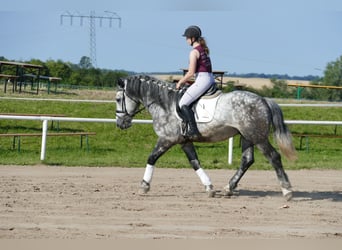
115, 75, 297, 200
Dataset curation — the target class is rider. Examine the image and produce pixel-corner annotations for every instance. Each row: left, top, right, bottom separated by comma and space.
176, 25, 215, 139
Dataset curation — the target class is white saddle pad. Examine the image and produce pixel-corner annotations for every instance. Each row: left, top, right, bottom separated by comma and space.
193, 94, 220, 123
176, 93, 221, 123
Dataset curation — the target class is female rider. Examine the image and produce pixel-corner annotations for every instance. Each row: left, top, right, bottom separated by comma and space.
176, 25, 215, 139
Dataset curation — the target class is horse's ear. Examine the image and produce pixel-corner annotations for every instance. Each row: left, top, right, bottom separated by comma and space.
118, 78, 125, 88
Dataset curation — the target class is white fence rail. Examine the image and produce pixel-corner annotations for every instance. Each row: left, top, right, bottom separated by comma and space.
0, 115, 341, 162
0, 115, 151, 161
284, 120, 342, 125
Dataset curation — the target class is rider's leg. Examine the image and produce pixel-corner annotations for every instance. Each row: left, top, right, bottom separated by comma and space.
178, 73, 214, 138
180, 105, 200, 137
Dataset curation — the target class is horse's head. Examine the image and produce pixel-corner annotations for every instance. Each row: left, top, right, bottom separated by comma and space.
115, 78, 140, 129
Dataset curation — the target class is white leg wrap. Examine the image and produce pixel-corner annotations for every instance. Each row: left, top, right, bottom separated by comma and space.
143, 164, 154, 184
196, 168, 212, 186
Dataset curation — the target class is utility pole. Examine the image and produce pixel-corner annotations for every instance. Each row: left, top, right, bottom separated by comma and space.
60, 11, 121, 68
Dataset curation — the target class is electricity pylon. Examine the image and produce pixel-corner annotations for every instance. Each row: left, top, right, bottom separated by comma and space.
60, 11, 121, 68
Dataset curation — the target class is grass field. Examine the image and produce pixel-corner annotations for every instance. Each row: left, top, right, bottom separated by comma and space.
0, 85, 341, 170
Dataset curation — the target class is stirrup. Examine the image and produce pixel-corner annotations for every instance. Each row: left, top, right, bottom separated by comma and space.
181, 124, 200, 139
185, 122, 200, 138
181, 121, 187, 136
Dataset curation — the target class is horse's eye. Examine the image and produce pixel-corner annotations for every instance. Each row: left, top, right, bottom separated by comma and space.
116, 97, 121, 102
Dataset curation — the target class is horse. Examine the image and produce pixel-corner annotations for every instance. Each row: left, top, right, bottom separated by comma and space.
115, 75, 297, 200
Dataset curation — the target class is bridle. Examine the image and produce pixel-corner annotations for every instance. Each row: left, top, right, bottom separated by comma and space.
116, 88, 145, 117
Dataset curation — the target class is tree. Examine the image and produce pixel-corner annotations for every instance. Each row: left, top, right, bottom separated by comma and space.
45, 60, 72, 80
323, 55, 342, 86
79, 56, 93, 69
27, 58, 49, 75
322, 55, 342, 101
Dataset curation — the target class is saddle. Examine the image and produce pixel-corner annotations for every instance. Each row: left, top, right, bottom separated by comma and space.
176, 84, 222, 123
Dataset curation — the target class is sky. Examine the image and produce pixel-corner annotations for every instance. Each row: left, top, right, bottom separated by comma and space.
1, 0, 342, 77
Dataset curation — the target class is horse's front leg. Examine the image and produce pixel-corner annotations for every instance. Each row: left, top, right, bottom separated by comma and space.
181, 142, 215, 197
140, 138, 174, 194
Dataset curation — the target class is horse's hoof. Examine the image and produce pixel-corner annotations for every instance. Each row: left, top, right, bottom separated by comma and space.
223, 185, 239, 197
282, 188, 293, 201
139, 180, 150, 195
205, 185, 216, 198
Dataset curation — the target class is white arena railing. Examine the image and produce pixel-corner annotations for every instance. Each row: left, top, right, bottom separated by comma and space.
0, 115, 341, 162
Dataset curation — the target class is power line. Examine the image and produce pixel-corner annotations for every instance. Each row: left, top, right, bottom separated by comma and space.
60, 11, 121, 68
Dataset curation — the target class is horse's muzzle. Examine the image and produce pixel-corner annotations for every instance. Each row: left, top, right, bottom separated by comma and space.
116, 115, 132, 130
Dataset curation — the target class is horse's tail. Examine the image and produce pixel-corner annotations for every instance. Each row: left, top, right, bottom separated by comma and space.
265, 98, 297, 161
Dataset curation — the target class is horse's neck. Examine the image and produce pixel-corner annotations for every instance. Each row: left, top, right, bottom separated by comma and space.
138, 81, 177, 111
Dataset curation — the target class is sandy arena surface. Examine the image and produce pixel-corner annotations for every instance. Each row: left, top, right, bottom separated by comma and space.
0, 166, 341, 239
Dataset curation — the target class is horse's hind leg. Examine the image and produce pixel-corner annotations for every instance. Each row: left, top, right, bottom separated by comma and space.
181, 142, 215, 197
257, 141, 292, 200
224, 138, 254, 196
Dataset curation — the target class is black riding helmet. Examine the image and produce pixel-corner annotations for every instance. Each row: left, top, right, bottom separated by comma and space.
182, 25, 202, 39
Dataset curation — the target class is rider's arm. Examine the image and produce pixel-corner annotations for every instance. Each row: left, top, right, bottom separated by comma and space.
176, 49, 199, 89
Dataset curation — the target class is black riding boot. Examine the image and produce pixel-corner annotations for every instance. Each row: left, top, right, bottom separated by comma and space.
180, 105, 200, 139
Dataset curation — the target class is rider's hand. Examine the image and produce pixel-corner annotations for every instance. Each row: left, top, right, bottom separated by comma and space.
176, 81, 182, 90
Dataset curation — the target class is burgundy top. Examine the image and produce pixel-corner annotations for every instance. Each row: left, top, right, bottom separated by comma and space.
194, 45, 212, 73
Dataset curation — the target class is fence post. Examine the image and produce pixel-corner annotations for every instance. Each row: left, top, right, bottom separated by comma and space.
228, 137, 233, 165
40, 119, 48, 160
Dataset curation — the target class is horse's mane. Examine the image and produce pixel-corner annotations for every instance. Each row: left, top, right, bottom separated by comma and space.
124, 74, 178, 110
